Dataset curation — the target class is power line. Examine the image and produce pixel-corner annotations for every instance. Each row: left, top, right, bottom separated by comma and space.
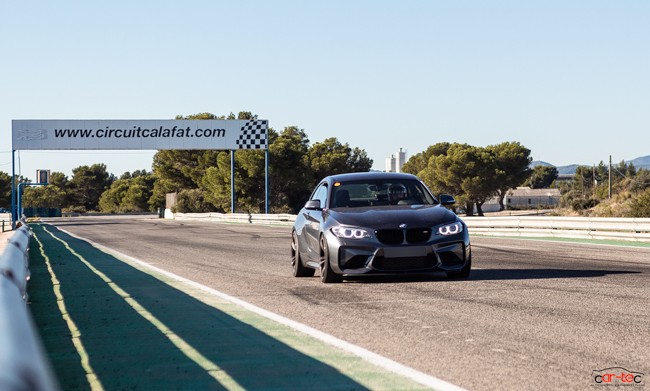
612, 166, 650, 186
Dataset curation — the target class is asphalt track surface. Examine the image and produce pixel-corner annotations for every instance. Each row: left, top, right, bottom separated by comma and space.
28, 216, 650, 390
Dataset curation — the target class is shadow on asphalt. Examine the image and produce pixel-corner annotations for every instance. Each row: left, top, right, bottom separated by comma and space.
466, 268, 640, 281
28, 224, 369, 390
344, 268, 639, 284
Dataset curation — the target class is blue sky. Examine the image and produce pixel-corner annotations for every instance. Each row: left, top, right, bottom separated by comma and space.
1, 1, 648, 180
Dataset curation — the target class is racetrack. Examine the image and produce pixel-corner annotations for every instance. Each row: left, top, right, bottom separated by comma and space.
40, 215, 650, 390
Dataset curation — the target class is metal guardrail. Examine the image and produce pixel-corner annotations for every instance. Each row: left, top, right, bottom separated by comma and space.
0, 224, 59, 391
463, 216, 650, 242
169, 210, 650, 242
171, 210, 297, 225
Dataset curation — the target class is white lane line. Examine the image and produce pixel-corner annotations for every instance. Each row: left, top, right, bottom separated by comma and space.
33, 231, 105, 391
57, 226, 467, 391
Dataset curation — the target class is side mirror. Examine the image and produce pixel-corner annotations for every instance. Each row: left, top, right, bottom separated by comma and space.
304, 200, 322, 210
439, 194, 456, 206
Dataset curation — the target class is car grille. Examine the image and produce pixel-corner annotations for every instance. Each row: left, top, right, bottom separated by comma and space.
376, 228, 432, 244
376, 229, 403, 244
405, 228, 432, 243
372, 255, 437, 271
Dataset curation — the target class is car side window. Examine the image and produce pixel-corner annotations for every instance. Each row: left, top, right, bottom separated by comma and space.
311, 184, 328, 208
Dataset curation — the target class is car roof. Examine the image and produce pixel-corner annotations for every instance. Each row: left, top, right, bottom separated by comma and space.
324, 171, 420, 183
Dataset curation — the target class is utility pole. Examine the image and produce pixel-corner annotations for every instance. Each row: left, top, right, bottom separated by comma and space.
593, 164, 596, 199
580, 166, 584, 198
608, 155, 612, 199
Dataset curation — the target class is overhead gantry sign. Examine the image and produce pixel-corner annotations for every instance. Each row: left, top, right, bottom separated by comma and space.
11, 119, 270, 226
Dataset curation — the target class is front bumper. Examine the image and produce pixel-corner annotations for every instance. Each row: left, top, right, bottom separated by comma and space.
326, 231, 471, 276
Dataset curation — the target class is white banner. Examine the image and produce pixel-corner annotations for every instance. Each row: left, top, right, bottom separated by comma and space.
12, 119, 268, 150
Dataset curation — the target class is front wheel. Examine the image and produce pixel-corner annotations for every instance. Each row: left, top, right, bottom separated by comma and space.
446, 256, 471, 280
292, 231, 315, 277
319, 235, 342, 283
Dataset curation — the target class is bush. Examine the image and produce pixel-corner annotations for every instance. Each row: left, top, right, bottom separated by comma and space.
560, 190, 577, 209
63, 205, 87, 214
571, 198, 599, 211
173, 189, 218, 213
629, 189, 650, 217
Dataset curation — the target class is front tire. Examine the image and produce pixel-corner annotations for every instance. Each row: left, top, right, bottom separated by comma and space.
319, 235, 342, 283
292, 231, 315, 277
446, 255, 471, 280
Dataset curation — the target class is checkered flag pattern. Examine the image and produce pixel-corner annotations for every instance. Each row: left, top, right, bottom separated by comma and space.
237, 119, 268, 149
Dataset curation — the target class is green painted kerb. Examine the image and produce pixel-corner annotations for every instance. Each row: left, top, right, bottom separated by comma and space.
473, 233, 650, 248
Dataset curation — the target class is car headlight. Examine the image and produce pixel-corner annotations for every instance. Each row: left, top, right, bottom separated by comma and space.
437, 222, 463, 236
331, 226, 371, 239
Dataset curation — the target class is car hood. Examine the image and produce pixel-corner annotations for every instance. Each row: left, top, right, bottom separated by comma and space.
327, 205, 459, 229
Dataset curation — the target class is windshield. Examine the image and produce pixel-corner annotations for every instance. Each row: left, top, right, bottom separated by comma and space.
330, 179, 437, 208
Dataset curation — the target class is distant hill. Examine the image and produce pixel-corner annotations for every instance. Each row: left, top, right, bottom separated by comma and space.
556, 164, 580, 175
530, 161, 553, 168
531, 155, 650, 174
628, 155, 650, 169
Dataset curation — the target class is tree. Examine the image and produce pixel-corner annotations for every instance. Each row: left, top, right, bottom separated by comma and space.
460, 146, 499, 216
200, 133, 372, 213
268, 127, 313, 213
488, 142, 532, 210
0, 172, 30, 208
22, 171, 72, 209
99, 171, 155, 213
174, 188, 218, 213
151, 112, 372, 213
525, 166, 558, 189
0, 172, 13, 208
308, 137, 372, 183
69, 164, 115, 212
200, 154, 232, 212
150, 111, 253, 209
23, 185, 66, 208
98, 180, 130, 213
629, 169, 650, 193
200, 146, 269, 213
420, 143, 498, 216
150, 150, 218, 207
402, 142, 451, 177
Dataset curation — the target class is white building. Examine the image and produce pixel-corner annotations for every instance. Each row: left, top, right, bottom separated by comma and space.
385, 148, 407, 173
506, 187, 561, 209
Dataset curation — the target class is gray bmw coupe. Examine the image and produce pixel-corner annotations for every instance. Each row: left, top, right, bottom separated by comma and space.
291, 172, 471, 283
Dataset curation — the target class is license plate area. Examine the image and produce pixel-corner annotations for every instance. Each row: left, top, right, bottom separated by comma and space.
383, 246, 427, 258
